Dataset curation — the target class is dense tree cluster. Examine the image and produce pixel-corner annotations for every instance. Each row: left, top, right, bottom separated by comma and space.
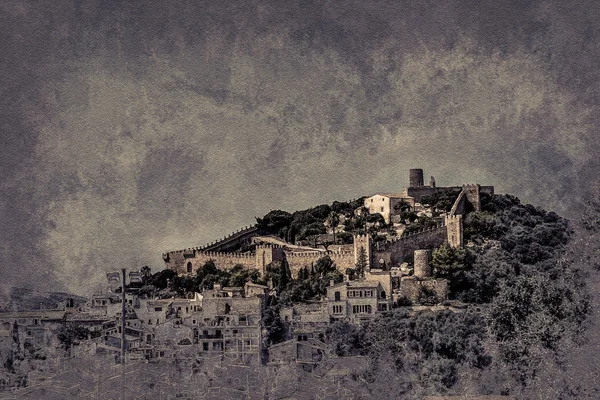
255, 198, 368, 244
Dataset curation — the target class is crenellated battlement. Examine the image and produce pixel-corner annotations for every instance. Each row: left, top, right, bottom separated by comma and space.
286, 251, 329, 258
200, 251, 255, 259
201, 225, 256, 249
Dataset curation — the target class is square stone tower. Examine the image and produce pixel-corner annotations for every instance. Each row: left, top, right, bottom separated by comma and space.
445, 215, 463, 248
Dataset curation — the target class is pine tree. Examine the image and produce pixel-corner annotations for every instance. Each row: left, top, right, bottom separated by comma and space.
355, 246, 368, 279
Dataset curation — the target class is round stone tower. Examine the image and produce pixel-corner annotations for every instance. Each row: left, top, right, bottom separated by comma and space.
413, 249, 432, 278
409, 169, 424, 187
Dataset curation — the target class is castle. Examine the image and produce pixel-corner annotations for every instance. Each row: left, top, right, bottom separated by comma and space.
162, 169, 493, 278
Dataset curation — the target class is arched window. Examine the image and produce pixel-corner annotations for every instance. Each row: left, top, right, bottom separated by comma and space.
381, 290, 386, 300
187, 262, 192, 273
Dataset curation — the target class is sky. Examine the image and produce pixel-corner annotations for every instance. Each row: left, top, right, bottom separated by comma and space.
1, 0, 599, 294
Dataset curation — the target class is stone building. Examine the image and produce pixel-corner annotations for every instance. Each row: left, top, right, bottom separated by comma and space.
363, 193, 415, 224
326, 270, 393, 324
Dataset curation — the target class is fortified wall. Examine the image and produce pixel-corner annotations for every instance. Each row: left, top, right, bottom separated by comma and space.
165, 234, 372, 278
285, 250, 356, 278
374, 223, 448, 267
164, 220, 459, 277
164, 249, 258, 275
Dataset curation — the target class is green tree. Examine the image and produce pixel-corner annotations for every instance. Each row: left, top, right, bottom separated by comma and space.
431, 244, 472, 279
355, 246, 368, 279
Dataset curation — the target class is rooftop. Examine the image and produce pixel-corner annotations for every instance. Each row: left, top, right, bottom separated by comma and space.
330, 280, 382, 289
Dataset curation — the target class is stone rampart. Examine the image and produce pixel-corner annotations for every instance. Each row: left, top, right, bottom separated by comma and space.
400, 277, 449, 304
285, 251, 355, 277
381, 224, 447, 266
167, 250, 257, 275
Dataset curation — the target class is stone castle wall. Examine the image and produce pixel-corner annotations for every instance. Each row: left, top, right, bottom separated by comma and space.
377, 225, 448, 267
165, 246, 356, 278
285, 251, 355, 278
166, 226, 453, 276
165, 249, 257, 275
406, 184, 494, 204
400, 277, 449, 303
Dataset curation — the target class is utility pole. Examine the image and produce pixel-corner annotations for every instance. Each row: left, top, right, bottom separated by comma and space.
121, 268, 126, 400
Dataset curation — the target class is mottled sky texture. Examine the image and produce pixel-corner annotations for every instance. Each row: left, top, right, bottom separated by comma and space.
1, 0, 599, 294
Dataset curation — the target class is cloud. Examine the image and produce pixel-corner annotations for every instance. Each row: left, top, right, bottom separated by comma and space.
1, 0, 599, 293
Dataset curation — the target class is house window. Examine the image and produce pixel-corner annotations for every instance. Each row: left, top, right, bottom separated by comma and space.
380, 207, 384, 212
334, 291, 341, 301
203, 342, 209, 351
352, 305, 372, 314
381, 291, 387, 299
148, 319, 152, 325
154, 307, 162, 312
187, 262, 192, 273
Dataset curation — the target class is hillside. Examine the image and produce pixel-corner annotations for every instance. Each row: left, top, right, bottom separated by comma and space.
0, 285, 86, 312
256, 193, 592, 397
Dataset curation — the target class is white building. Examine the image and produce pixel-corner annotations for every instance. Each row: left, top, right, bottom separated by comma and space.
363, 193, 414, 224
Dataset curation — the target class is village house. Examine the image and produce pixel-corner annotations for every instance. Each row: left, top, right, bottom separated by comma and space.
363, 193, 415, 224
326, 270, 393, 324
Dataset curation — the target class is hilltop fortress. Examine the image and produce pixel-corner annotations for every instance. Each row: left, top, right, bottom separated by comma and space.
163, 169, 493, 278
